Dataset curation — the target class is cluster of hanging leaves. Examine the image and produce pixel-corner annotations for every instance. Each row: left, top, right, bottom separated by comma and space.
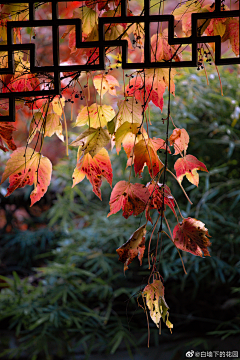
0, 0, 239, 333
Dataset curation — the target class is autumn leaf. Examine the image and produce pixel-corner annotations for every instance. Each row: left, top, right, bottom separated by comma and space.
2, 58, 40, 94
62, 6, 98, 42
72, 148, 112, 199
150, 29, 182, 62
116, 98, 143, 129
86, 0, 110, 11
169, 128, 189, 155
108, 180, 149, 219
142, 279, 173, 332
145, 182, 176, 223
126, 69, 176, 111
116, 224, 146, 272
172, 0, 211, 36
222, 18, 240, 56
70, 127, 110, 157
134, 138, 164, 178
75, 103, 115, 128
1, 147, 52, 206
174, 154, 208, 186
73, 6, 98, 37
0, 122, 17, 152
28, 112, 64, 143
125, 76, 148, 106
115, 121, 139, 155
151, 137, 171, 154
227, 18, 239, 56
145, 68, 176, 110
51, 96, 65, 116
93, 74, 120, 97
173, 217, 211, 257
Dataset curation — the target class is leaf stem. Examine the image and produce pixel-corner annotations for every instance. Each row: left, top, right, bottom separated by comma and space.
167, 168, 193, 205
60, 101, 68, 157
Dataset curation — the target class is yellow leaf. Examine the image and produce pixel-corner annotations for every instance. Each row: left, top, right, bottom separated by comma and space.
70, 127, 110, 157
75, 103, 115, 128
116, 98, 143, 129
52, 96, 65, 116
115, 121, 139, 155
142, 279, 173, 332
73, 7, 98, 37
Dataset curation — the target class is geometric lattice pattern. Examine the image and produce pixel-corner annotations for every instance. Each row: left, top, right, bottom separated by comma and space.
0, 0, 239, 121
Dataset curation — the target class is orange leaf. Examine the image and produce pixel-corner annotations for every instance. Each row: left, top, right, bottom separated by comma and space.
169, 128, 189, 155
134, 138, 164, 178
173, 217, 211, 257
174, 154, 208, 186
150, 30, 182, 62
108, 180, 149, 219
116, 224, 146, 272
1, 147, 52, 206
72, 148, 112, 200
0, 122, 17, 152
145, 182, 176, 223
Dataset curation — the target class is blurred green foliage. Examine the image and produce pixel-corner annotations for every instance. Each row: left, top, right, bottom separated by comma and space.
0, 65, 240, 359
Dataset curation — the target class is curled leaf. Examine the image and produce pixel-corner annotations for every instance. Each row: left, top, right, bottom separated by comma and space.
116, 224, 146, 272
134, 138, 164, 178
108, 180, 149, 219
169, 128, 189, 155
174, 154, 208, 186
173, 217, 211, 257
142, 279, 173, 332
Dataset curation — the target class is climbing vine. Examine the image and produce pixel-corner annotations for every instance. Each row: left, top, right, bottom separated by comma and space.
0, 0, 239, 335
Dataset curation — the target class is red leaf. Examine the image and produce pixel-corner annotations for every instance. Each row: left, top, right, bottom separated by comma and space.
174, 154, 208, 186
0, 122, 17, 152
2, 59, 40, 94
125, 68, 176, 111
145, 182, 176, 223
173, 217, 211, 257
116, 224, 146, 272
1, 147, 52, 206
72, 148, 112, 200
108, 181, 149, 219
